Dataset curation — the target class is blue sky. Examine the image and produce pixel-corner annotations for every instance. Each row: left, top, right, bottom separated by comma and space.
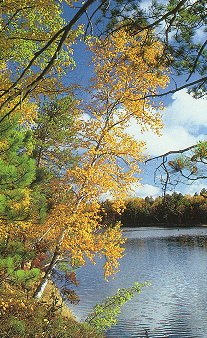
63, 1, 207, 198
126, 89, 207, 196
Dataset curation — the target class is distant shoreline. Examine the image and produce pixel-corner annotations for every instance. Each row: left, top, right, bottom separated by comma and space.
121, 224, 207, 230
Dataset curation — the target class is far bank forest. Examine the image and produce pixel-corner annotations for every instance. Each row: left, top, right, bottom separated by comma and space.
101, 190, 207, 227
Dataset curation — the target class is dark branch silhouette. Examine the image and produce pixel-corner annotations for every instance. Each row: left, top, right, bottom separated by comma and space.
145, 145, 197, 164
0, 0, 107, 122
146, 143, 207, 195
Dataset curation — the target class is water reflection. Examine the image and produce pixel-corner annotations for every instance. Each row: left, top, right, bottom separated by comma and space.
67, 227, 207, 337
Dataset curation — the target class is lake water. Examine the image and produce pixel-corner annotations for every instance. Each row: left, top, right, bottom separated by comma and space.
67, 227, 207, 337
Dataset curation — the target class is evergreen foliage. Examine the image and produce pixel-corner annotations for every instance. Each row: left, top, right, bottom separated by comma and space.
0, 113, 36, 222
33, 96, 80, 175
0, 240, 39, 289
100, 0, 207, 97
1, 1, 206, 337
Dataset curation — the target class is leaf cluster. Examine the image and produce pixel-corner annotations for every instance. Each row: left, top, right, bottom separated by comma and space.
99, 0, 207, 97
158, 141, 207, 193
0, 281, 103, 338
86, 281, 149, 331
0, 240, 39, 289
0, 112, 36, 222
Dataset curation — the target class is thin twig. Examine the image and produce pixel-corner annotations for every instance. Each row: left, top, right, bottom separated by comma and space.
145, 145, 197, 163
186, 39, 207, 82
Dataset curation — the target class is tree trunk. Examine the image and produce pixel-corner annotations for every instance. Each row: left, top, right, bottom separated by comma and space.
33, 249, 59, 299
33, 228, 66, 299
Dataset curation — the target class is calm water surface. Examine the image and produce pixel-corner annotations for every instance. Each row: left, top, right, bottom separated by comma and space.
68, 227, 207, 337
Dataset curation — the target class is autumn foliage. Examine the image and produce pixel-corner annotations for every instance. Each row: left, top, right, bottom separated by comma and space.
0, 1, 170, 336
27, 29, 168, 281
102, 191, 207, 227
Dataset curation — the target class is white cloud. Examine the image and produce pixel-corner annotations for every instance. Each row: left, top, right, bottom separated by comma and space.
99, 184, 162, 200
193, 27, 207, 44
126, 89, 207, 156
127, 122, 205, 156
130, 183, 161, 198
165, 90, 207, 129
80, 112, 91, 121
130, 181, 207, 199
140, 0, 152, 10
181, 181, 207, 196
140, 0, 166, 10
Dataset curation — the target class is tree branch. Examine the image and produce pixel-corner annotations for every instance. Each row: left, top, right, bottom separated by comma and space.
0, 6, 36, 33
144, 76, 207, 99
186, 39, 207, 82
108, 0, 188, 36
145, 145, 197, 163
0, 0, 103, 120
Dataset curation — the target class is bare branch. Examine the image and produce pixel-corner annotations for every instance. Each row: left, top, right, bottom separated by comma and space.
146, 142, 207, 195
108, 0, 188, 36
144, 76, 207, 99
145, 145, 197, 163
84, 1, 107, 40
186, 39, 207, 81
85, 9, 94, 37
136, 0, 188, 33
0, 0, 103, 121
0, 6, 36, 33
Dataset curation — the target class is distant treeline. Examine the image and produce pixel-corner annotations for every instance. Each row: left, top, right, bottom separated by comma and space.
101, 189, 207, 227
